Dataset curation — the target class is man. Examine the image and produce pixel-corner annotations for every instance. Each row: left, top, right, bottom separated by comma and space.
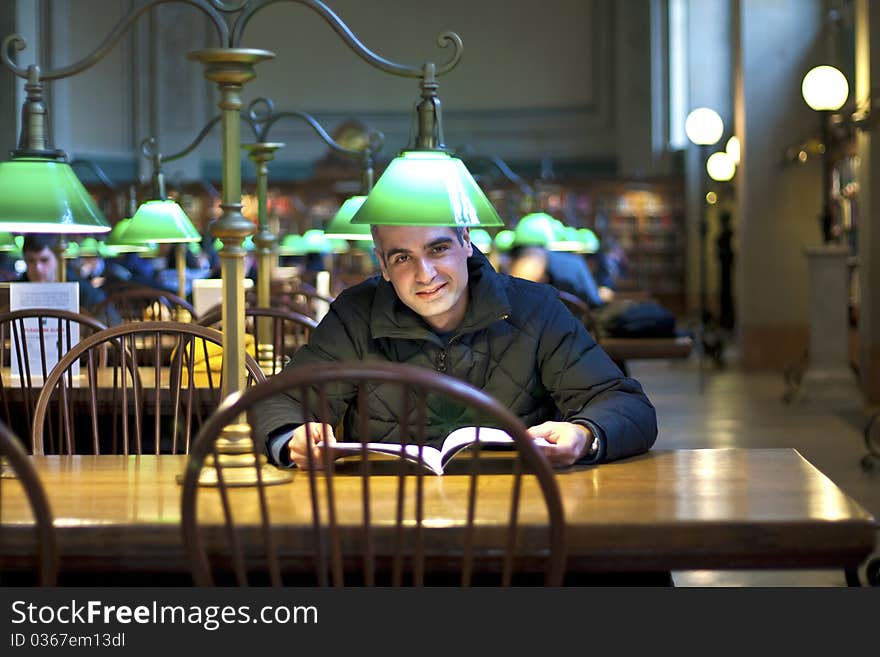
254, 224, 657, 470
509, 245, 610, 309
20, 235, 110, 312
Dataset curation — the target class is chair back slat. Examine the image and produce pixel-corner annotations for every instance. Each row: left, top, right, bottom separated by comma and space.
0, 309, 107, 450
182, 361, 566, 586
198, 306, 317, 375
31, 322, 265, 455
94, 285, 197, 325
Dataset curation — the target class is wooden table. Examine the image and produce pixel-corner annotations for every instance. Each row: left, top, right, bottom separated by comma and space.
2, 366, 224, 395
0, 448, 875, 581
600, 336, 693, 361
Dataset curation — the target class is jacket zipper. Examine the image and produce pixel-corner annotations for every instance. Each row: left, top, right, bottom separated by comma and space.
435, 313, 509, 373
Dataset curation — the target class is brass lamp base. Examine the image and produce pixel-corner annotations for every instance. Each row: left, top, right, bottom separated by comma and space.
0, 457, 15, 479
178, 422, 292, 487
257, 343, 286, 375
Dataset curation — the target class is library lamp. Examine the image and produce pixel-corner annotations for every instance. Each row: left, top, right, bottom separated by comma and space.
0, 232, 19, 258
801, 65, 849, 243
121, 137, 204, 300
511, 212, 559, 247
801, 66, 849, 112
686, 106, 725, 391
351, 65, 503, 228
106, 218, 153, 254
0, 68, 110, 237
725, 136, 741, 165
324, 196, 372, 240
469, 229, 493, 253
684, 107, 724, 146
494, 229, 516, 252
278, 233, 306, 257
706, 152, 736, 182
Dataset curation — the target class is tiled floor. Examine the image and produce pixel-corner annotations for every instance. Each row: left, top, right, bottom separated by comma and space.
625, 356, 880, 587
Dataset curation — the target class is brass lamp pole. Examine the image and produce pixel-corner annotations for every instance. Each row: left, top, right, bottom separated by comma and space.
242, 96, 384, 371
137, 118, 228, 304
241, 140, 283, 373
3, 0, 464, 488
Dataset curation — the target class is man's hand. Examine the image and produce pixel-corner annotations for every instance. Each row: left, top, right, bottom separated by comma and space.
527, 421, 594, 468
288, 422, 337, 469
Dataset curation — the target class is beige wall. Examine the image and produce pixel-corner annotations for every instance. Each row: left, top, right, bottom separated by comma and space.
856, 0, 880, 403
4, 0, 658, 179
734, 0, 828, 370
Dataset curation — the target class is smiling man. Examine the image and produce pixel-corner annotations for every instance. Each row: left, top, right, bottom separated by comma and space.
253, 223, 657, 470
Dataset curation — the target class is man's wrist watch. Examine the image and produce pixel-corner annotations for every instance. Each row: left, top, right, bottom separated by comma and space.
581, 427, 600, 459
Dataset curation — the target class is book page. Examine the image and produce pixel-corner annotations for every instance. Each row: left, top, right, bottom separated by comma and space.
439, 427, 551, 466
332, 427, 550, 475
439, 426, 516, 461
330, 442, 444, 475
9, 282, 80, 383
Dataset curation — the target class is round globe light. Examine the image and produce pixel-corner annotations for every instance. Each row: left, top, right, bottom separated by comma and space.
685, 107, 724, 146
801, 66, 848, 111
706, 151, 736, 182
725, 136, 741, 165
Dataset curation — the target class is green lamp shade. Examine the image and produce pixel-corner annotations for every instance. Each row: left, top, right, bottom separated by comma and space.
123, 200, 200, 243
0, 231, 18, 253
0, 157, 110, 233
107, 218, 152, 253
350, 151, 503, 227
578, 228, 600, 254
302, 229, 333, 254
76, 237, 106, 257
278, 234, 306, 256
63, 241, 79, 259
139, 245, 161, 259
513, 212, 559, 247
494, 229, 516, 252
324, 196, 373, 240
469, 228, 493, 252
549, 226, 583, 253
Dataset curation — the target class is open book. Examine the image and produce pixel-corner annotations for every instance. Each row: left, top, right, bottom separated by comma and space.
330, 426, 549, 475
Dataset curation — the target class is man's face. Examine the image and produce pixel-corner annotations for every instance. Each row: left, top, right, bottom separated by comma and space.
373, 225, 472, 333
24, 246, 57, 283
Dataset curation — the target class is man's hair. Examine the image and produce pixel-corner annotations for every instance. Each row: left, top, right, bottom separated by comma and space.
370, 225, 467, 265
22, 235, 56, 254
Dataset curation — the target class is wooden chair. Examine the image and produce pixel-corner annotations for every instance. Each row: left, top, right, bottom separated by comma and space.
181, 360, 566, 587
262, 283, 334, 320
0, 309, 108, 446
93, 285, 198, 324
31, 322, 266, 456
0, 419, 57, 585
197, 306, 317, 375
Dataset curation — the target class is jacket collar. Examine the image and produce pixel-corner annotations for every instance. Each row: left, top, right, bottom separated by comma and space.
370, 246, 511, 342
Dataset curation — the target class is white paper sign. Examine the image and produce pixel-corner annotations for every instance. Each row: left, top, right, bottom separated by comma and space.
9, 282, 80, 382
192, 278, 253, 318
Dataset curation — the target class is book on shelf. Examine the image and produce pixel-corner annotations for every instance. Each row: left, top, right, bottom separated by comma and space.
330, 426, 549, 476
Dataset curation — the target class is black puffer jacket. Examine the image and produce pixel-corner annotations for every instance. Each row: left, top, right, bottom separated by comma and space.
253, 249, 657, 464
